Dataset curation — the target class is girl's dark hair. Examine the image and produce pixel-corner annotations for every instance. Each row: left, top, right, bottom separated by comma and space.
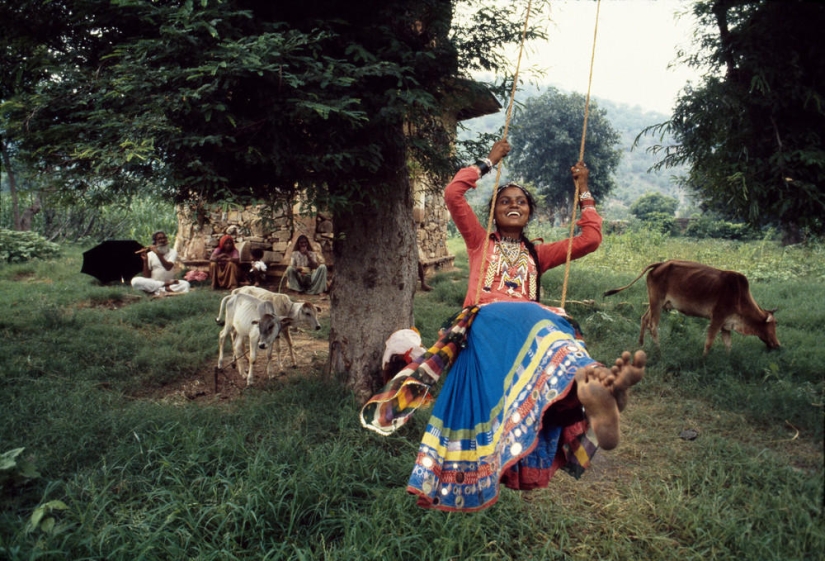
489, 182, 536, 220
522, 236, 541, 302
488, 183, 541, 302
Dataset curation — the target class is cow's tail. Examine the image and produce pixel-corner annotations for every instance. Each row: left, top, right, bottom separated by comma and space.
603, 262, 662, 297
216, 294, 232, 326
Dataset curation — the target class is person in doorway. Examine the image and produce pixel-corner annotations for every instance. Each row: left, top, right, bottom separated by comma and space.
286, 235, 328, 295
361, 139, 645, 512
131, 231, 190, 296
209, 234, 241, 290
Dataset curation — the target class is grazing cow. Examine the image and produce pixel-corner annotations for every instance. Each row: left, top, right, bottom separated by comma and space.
219, 286, 322, 368
216, 293, 292, 384
603, 260, 780, 355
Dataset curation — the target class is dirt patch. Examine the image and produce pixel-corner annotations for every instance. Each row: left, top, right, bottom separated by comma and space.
138, 291, 333, 404
79, 293, 144, 310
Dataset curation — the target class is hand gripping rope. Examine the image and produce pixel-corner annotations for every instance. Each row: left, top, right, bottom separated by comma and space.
473, 0, 602, 309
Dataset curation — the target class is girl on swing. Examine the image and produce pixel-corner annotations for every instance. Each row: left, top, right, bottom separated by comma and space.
361, 139, 645, 512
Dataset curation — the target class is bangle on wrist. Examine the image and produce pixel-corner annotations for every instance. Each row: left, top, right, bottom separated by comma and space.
474, 159, 491, 177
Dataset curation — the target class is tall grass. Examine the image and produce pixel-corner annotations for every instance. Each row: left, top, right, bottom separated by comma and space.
0, 234, 822, 560
0, 192, 177, 244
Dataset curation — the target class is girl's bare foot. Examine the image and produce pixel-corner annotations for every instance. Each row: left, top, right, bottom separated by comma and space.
575, 350, 646, 450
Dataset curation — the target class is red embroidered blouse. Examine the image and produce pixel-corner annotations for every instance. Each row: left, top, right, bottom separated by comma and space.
445, 166, 603, 308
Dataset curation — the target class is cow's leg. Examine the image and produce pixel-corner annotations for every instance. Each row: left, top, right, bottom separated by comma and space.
274, 336, 283, 370
265, 343, 275, 378
639, 307, 650, 346
646, 291, 664, 347
704, 319, 725, 356
246, 334, 259, 384
720, 329, 733, 352
218, 327, 228, 368
232, 335, 249, 382
285, 328, 297, 367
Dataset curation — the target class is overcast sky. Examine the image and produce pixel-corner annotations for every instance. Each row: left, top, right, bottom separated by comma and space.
487, 0, 704, 114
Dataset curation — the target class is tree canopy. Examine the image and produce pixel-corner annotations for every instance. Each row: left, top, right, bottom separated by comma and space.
0, 0, 550, 397
0, 0, 544, 210
629, 192, 679, 221
506, 87, 621, 220
641, 0, 825, 238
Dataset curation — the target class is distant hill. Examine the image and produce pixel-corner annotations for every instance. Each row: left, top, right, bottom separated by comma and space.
457, 84, 691, 220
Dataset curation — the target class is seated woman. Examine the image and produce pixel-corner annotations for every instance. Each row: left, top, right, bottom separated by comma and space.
210, 234, 241, 290
361, 139, 645, 512
286, 235, 328, 295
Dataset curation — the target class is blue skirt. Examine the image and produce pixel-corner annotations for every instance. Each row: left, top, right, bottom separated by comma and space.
406, 301, 599, 511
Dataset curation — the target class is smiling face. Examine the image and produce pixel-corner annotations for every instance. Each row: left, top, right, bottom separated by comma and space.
494, 186, 531, 234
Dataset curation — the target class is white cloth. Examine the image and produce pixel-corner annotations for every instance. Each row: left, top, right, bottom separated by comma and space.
382, 329, 427, 369
251, 260, 268, 272
131, 248, 190, 294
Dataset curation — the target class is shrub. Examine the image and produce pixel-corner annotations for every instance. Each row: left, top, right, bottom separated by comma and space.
629, 192, 679, 221
685, 215, 759, 240
0, 229, 61, 263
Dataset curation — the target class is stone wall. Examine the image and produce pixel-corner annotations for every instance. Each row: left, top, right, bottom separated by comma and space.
413, 180, 454, 275
174, 195, 452, 277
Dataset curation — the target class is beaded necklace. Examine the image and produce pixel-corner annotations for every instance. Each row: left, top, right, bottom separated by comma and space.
482, 236, 537, 300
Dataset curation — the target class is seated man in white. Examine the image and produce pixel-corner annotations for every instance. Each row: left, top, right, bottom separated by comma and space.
131, 231, 190, 295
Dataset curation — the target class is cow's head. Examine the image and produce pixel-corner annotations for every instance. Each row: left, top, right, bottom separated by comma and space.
298, 302, 322, 331
760, 308, 781, 350
254, 315, 293, 349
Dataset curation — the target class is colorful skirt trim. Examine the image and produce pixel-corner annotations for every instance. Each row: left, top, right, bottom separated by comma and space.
360, 301, 601, 512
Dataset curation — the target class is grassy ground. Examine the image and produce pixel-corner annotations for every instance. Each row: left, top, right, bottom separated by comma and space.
0, 234, 822, 560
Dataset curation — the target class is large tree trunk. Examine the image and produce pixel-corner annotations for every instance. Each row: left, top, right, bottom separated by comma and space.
329, 141, 418, 404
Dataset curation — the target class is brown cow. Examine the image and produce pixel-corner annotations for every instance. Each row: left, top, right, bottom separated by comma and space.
603, 260, 780, 355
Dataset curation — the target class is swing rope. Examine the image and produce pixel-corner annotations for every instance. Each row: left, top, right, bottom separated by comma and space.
559, 0, 601, 309
472, 0, 601, 308
473, 0, 534, 305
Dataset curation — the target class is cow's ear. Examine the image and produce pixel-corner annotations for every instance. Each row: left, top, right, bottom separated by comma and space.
766, 312, 777, 323
281, 317, 293, 326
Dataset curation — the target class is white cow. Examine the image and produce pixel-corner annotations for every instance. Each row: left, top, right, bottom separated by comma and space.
216, 293, 291, 385
218, 286, 322, 368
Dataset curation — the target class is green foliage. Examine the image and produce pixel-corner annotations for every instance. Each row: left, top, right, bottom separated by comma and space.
25, 500, 68, 536
0, 226, 823, 559
634, 212, 677, 235
0, 449, 40, 489
0, 192, 177, 244
507, 87, 622, 218
0, 0, 543, 212
684, 213, 760, 240
639, 0, 825, 235
0, 229, 60, 263
629, 191, 679, 220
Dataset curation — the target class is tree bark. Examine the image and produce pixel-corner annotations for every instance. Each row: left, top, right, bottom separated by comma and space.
19, 193, 42, 232
1, 140, 22, 230
329, 141, 418, 404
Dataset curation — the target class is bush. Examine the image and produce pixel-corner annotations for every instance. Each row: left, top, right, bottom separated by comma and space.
685, 215, 759, 240
629, 192, 679, 221
0, 229, 61, 263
